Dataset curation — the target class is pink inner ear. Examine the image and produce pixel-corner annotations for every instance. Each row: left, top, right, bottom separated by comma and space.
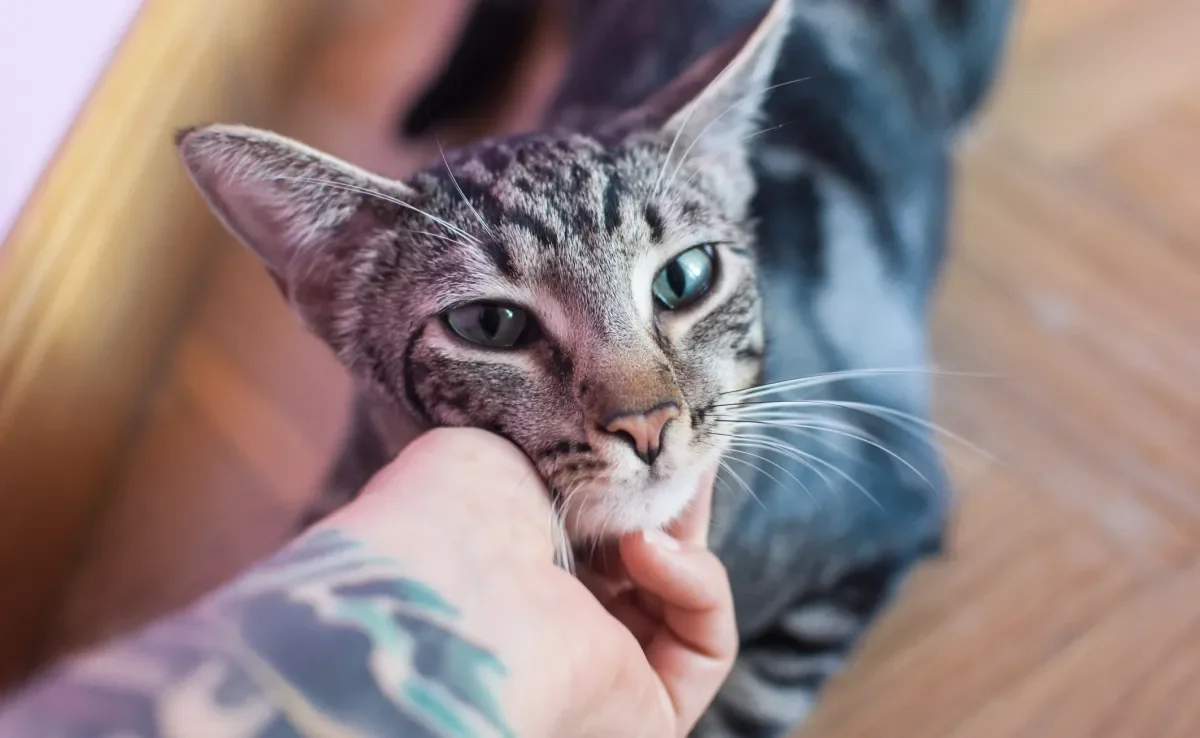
178, 131, 290, 273
216, 174, 301, 267
178, 127, 357, 282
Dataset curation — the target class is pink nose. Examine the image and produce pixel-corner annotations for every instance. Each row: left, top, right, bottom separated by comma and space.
603, 402, 680, 466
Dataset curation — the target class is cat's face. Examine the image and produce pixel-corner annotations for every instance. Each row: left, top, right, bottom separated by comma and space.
177, 0, 789, 539
396, 132, 764, 536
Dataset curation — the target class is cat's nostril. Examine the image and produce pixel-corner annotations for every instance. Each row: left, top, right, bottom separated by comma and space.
610, 429, 642, 459
602, 402, 680, 467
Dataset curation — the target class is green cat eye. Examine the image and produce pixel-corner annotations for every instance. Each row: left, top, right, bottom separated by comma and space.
652, 245, 716, 310
445, 302, 536, 349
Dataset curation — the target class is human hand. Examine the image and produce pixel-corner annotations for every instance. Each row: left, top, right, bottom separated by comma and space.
322, 427, 737, 738
573, 458, 734, 733
0, 427, 735, 738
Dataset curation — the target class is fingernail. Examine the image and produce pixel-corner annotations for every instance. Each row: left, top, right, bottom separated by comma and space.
642, 528, 681, 551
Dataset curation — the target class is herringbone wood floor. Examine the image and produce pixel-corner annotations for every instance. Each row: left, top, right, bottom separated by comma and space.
48, 1, 1200, 734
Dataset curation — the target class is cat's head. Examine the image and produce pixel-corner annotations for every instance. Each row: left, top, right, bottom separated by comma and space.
176, 1, 790, 539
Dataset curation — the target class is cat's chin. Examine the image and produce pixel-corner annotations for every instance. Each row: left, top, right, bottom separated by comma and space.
564, 463, 709, 541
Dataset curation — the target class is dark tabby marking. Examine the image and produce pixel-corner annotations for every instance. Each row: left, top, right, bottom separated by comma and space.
176, 1, 1012, 735
644, 203, 666, 243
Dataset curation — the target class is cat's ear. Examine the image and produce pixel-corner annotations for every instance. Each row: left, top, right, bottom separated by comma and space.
629, 0, 791, 182
175, 124, 413, 343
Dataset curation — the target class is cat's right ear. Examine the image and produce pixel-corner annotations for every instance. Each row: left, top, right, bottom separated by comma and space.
175, 124, 415, 344
609, 0, 790, 208
656, 0, 791, 152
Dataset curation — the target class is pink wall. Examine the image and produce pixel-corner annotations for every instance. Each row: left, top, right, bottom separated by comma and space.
0, 0, 143, 244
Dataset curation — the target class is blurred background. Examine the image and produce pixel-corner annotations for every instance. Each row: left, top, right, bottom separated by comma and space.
2, 0, 1199, 735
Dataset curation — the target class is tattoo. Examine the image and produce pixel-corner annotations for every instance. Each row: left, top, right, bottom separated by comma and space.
0, 529, 514, 738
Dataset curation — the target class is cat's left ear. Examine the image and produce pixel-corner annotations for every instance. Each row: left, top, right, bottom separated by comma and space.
175, 124, 416, 346
625, 0, 791, 190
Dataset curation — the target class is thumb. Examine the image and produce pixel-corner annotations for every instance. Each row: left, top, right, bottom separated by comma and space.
620, 530, 737, 733
317, 427, 558, 566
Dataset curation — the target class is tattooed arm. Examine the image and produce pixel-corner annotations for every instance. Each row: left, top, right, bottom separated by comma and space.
0, 527, 515, 738
0, 429, 736, 738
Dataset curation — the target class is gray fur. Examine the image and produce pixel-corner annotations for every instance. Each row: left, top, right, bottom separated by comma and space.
177, 0, 1013, 735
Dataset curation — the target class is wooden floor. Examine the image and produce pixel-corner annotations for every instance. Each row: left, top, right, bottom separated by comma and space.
46, 0, 1200, 734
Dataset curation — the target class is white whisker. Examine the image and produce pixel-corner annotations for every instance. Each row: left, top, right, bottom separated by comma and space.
712, 412, 867, 464
437, 140, 495, 237
722, 444, 816, 504
718, 415, 937, 495
273, 176, 481, 245
717, 432, 883, 509
556, 478, 590, 575
663, 76, 814, 193
717, 457, 767, 510
398, 228, 475, 249
721, 399, 994, 463
550, 504, 574, 575
595, 484, 619, 548
724, 367, 999, 401
697, 438, 765, 509
741, 118, 799, 142
723, 436, 838, 501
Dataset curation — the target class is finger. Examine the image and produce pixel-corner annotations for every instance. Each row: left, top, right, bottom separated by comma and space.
318, 427, 557, 564
620, 530, 736, 649
605, 590, 660, 648
665, 463, 719, 547
620, 530, 738, 732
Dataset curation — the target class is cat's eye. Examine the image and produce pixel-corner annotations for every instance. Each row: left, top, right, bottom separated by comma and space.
652, 245, 716, 310
444, 302, 537, 349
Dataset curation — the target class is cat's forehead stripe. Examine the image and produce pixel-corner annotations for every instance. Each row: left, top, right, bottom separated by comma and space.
644, 203, 666, 243
506, 210, 561, 249
481, 239, 518, 279
457, 140, 628, 253
603, 170, 624, 234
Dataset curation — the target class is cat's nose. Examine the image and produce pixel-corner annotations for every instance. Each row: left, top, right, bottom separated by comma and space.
602, 402, 680, 466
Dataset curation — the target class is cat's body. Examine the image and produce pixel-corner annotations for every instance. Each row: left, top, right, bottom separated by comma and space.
177, 1, 1012, 735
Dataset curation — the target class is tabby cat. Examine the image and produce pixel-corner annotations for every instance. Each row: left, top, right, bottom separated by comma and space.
175, 0, 1012, 734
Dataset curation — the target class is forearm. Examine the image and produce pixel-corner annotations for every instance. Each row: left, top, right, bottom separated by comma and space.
0, 528, 515, 738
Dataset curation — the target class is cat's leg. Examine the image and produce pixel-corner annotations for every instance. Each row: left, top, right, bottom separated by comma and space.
293, 395, 390, 533
397, 0, 543, 139
692, 544, 941, 738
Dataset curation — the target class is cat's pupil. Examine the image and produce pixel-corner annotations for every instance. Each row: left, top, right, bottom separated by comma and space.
480, 307, 502, 338
666, 263, 688, 298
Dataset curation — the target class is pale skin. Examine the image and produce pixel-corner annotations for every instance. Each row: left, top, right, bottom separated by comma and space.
0, 428, 736, 738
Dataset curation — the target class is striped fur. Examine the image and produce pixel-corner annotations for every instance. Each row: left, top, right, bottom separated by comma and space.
177, 1, 1013, 735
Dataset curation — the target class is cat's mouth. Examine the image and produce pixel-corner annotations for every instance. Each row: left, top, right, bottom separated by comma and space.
557, 450, 716, 541
540, 400, 736, 542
